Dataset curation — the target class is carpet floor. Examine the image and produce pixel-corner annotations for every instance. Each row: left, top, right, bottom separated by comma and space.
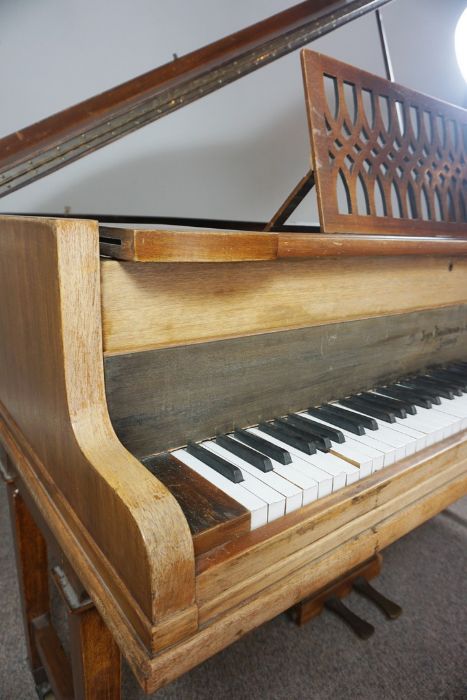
1, 485, 466, 700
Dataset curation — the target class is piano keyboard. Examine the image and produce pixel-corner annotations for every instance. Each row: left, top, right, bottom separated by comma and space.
171, 362, 467, 530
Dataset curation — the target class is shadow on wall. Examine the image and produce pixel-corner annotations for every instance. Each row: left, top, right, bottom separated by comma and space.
30, 102, 320, 222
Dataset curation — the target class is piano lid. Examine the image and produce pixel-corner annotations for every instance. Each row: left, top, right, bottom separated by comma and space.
0, 0, 390, 198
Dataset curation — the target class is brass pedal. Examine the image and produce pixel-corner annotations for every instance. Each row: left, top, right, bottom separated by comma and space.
324, 596, 375, 639
353, 576, 402, 620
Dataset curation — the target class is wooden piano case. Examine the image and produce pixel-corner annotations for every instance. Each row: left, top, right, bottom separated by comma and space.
0, 52, 466, 697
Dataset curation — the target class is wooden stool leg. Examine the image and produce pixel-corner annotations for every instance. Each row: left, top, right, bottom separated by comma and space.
69, 604, 121, 700
7, 478, 49, 685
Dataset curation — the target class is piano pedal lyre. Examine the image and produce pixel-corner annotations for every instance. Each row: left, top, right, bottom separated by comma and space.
289, 553, 401, 638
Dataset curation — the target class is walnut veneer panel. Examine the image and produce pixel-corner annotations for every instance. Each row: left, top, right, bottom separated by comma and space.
302, 50, 467, 235
104, 304, 467, 457
101, 256, 467, 354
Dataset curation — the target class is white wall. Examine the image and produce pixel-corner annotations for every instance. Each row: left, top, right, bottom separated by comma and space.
1, 0, 465, 223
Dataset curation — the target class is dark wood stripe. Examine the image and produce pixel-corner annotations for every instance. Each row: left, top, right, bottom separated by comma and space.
142, 453, 250, 554
104, 305, 467, 457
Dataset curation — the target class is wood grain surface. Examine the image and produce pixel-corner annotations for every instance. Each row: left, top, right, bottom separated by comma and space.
104, 304, 467, 457
195, 436, 467, 615
302, 50, 467, 236
99, 226, 467, 262
100, 227, 278, 262
139, 435, 467, 693
101, 255, 467, 354
143, 453, 250, 554
0, 216, 196, 653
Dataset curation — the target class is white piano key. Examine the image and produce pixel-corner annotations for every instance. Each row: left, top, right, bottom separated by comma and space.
202, 441, 287, 520
173, 448, 268, 529
268, 462, 319, 506
297, 412, 396, 467
397, 407, 458, 441
292, 413, 383, 473
430, 397, 467, 429
225, 436, 303, 512
247, 428, 332, 497
332, 403, 414, 459
302, 449, 360, 486
238, 432, 321, 503
370, 393, 428, 451
248, 427, 351, 491
328, 441, 374, 477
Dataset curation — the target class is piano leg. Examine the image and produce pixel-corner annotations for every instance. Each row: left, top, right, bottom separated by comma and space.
68, 596, 121, 700
6, 476, 50, 688
4, 456, 121, 700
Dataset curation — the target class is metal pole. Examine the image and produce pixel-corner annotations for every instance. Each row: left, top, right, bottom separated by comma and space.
376, 8, 395, 82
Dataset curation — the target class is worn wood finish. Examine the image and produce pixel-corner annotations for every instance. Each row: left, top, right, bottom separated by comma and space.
0, 216, 196, 654
0, 1, 389, 197
141, 444, 467, 693
302, 50, 467, 235
3, 214, 467, 695
8, 430, 466, 694
143, 453, 251, 555
105, 305, 467, 456
101, 255, 467, 354
32, 615, 74, 700
7, 475, 49, 683
99, 226, 467, 262
99, 227, 278, 262
278, 233, 467, 257
69, 605, 121, 700
195, 435, 467, 618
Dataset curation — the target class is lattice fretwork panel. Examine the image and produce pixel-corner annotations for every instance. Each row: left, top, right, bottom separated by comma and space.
301, 50, 467, 235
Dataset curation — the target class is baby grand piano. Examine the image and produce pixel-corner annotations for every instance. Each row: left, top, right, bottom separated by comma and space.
1, 5, 467, 698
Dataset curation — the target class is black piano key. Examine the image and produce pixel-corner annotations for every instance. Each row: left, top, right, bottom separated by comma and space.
215, 434, 273, 472
443, 362, 467, 372
307, 406, 365, 435
186, 442, 244, 483
369, 389, 417, 415
289, 413, 346, 444
270, 420, 320, 454
323, 403, 378, 430
339, 397, 396, 424
394, 382, 441, 405
258, 422, 316, 455
402, 377, 454, 400
431, 368, 467, 389
357, 393, 407, 419
233, 429, 292, 465
374, 386, 423, 411
417, 374, 463, 396
325, 403, 380, 431
272, 419, 322, 451
276, 417, 331, 451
